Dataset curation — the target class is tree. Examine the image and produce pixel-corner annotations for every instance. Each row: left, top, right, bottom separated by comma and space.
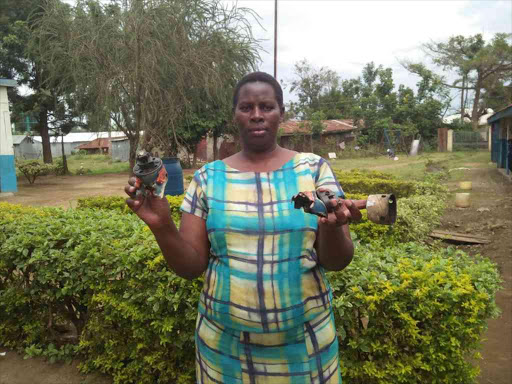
34, 0, 260, 167
419, 33, 512, 129
288, 60, 449, 149
480, 74, 512, 112
289, 59, 341, 119
0, 0, 65, 163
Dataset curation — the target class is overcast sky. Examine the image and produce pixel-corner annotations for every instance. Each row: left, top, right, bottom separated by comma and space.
223, 0, 511, 109
55, 0, 512, 111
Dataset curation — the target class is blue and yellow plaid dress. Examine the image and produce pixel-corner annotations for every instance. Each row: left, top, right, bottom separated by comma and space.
181, 153, 344, 383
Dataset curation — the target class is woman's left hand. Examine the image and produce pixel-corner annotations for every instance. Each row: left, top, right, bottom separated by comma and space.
319, 196, 362, 227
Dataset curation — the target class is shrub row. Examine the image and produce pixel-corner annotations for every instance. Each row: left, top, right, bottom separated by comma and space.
335, 169, 448, 198
0, 203, 501, 383
76, 194, 185, 225
77, 193, 443, 247
0, 169, 495, 383
0, 204, 197, 383
329, 242, 501, 384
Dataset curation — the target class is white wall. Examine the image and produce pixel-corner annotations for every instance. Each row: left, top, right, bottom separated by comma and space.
0, 87, 14, 156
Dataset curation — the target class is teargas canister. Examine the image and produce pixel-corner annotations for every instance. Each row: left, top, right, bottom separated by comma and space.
366, 194, 397, 225
133, 151, 168, 198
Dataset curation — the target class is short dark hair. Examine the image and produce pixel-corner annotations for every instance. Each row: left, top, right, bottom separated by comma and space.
233, 72, 284, 111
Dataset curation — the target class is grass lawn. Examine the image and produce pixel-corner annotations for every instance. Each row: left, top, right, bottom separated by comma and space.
330, 150, 493, 181
15, 154, 131, 176
17, 150, 493, 180
66, 153, 131, 174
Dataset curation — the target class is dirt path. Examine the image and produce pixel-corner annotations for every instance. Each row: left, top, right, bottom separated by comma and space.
0, 170, 195, 208
1, 168, 511, 383
438, 167, 512, 384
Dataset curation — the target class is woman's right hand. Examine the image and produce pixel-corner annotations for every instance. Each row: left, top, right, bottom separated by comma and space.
125, 177, 172, 230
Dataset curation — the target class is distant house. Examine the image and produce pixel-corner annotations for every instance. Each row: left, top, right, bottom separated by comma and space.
488, 104, 512, 177
28, 132, 127, 158
111, 137, 130, 162
201, 119, 360, 161
278, 119, 358, 151
442, 108, 495, 140
75, 138, 112, 155
12, 135, 40, 159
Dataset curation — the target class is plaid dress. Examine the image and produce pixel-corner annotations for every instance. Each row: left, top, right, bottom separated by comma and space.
181, 153, 345, 383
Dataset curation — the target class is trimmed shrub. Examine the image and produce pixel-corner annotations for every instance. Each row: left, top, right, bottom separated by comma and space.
16, 161, 56, 184
336, 169, 415, 198
0, 204, 501, 384
340, 170, 448, 245
336, 169, 447, 198
346, 194, 447, 246
1, 170, 494, 384
0, 204, 197, 383
329, 243, 501, 384
76, 194, 185, 225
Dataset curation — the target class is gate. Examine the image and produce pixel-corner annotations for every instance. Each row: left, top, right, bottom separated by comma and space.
453, 130, 488, 150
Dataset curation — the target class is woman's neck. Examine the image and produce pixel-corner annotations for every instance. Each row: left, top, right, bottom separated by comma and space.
240, 144, 281, 164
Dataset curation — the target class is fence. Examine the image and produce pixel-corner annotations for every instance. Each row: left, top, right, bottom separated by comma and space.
453, 130, 488, 150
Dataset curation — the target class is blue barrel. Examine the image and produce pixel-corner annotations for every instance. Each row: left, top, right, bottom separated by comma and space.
162, 157, 184, 196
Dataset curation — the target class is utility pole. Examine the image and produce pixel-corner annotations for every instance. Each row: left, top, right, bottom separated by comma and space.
274, 0, 278, 78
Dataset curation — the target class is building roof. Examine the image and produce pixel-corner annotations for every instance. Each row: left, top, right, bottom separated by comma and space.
32, 131, 127, 144
488, 104, 512, 124
0, 79, 17, 87
442, 108, 494, 126
279, 119, 358, 136
110, 137, 128, 142
75, 138, 112, 150
12, 135, 33, 145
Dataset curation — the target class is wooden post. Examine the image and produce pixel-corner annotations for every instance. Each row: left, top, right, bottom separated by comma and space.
447, 129, 453, 152
438, 127, 448, 152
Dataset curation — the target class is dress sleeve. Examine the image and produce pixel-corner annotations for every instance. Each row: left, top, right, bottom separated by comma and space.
180, 169, 208, 220
315, 157, 345, 199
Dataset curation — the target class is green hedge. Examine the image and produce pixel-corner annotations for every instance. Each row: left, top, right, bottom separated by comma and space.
341, 170, 448, 246
77, 193, 444, 248
336, 169, 448, 198
329, 243, 501, 383
76, 194, 185, 225
0, 202, 501, 384
345, 194, 446, 246
0, 203, 197, 383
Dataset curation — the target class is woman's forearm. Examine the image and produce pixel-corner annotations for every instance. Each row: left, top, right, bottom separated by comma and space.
316, 224, 354, 271
151, 223, 209, 280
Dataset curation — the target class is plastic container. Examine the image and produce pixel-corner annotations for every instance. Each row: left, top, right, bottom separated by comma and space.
162, 157, 184, 196
455, 193, 470, 208
458, 181, 472, 190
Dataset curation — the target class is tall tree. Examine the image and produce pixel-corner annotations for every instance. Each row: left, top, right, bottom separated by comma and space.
34, 0, 260, 167
289, 59, 341, 120
289, 60, 449, 146
480, 74, 512, 112
419, 33, 512, 129
0, 0, 68, 163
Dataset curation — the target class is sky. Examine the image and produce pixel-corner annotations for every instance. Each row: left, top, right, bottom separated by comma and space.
222, 0, 512, 109
51, 0, 512, 111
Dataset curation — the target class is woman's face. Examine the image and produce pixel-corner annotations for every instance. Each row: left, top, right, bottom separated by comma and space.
234, 81, 283, 153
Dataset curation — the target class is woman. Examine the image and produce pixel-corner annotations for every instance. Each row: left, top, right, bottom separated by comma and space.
125, 72, 361, 383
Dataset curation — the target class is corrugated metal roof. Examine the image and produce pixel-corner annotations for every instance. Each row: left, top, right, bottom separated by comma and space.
76, 138, 112, 150
279, 119, 357, 136
0, 79, 17, 87
488, 104, 512, 124
12, 135, 33, 145
443, 108, 495, 126
32, 131, 127, 143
